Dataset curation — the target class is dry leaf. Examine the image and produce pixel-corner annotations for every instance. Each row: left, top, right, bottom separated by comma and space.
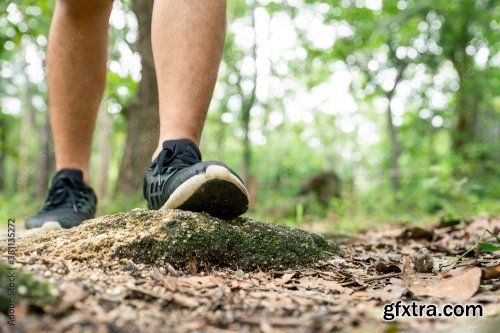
481, 264, 500, 280
375, 261, 402, 274
276, 272, 295, 286
410, 267, 481, 300
53, 283, 88, 312
380, 284, 407, 302
229, 279, 254, 289
351, 288, 382, 301
177, 276, 224, 288
173, 294, 200, 308
158, 275, 178, 291
398, 227, 433, 241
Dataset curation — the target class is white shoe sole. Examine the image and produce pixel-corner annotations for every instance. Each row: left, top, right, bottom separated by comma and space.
160, 165, 249, 217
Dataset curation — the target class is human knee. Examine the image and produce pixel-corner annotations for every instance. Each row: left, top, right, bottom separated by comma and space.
56, 0, 113, 19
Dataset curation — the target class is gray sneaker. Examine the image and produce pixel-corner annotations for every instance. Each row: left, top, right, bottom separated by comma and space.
143, 139, 249, 219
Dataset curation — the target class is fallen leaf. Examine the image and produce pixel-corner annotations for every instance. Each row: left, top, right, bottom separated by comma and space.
53, 283, 88, 312
398, 227, 433, 241
380, 284, 407, 302
173, 294, 199, 308
229, 279, 255, 289
319, 280, 347, 294
409, 267, 481, 300
351, 288, 383, 301
375, 261, 402, 274
276, 272, 295, 286
158, 275, 178, 291
481, 265, 500, 280
177, 276, 224, 288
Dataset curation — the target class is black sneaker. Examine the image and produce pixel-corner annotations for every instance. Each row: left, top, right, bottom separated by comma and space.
25, 169, 97, 229
143, 139, 249, 219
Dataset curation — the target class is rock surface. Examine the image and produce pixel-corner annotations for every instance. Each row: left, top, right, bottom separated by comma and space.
5, 209, 334, 272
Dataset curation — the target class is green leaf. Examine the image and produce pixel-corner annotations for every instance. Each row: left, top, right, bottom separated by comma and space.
479, 242, 500, 253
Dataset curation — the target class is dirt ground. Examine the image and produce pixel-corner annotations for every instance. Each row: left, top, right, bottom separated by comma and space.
0, 211, 499, 333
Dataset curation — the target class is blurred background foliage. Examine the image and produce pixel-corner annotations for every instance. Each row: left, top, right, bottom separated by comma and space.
0, 0, 498, 231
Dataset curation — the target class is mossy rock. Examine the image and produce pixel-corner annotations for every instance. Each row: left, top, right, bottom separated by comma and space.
114, 211, 334, 270
5, 210, 335, 273
0, 261, 57, 313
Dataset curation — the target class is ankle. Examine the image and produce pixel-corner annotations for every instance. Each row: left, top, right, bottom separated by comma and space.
152, 138, 200, 161
55, 166, 90, 185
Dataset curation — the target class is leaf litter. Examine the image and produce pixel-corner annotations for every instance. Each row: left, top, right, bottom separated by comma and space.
0, 212, 498, 332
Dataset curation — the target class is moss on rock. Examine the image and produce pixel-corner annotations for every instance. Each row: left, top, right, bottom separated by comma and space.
114, 211, 334, 270
4, 209, 335, 273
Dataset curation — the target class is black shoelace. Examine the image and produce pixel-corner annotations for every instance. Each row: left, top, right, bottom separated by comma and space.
41, 177, 90, 213
154, 144, 199, 176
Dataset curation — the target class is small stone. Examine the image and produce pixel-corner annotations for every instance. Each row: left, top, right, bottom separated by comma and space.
55, 238, 65, 247
163, 218, 176, 226
331, 258, 347, 266
109, 286, 125, 296
412, 248, 434, 273
123, 263, 136, 272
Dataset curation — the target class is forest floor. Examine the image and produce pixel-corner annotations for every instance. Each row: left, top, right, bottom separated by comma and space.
0, 211, 499, 333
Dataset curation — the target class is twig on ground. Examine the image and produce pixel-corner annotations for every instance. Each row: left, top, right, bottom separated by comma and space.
339, 272, 402, 286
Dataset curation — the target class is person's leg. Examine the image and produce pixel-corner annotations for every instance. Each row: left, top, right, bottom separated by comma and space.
25, 0, 111, 229
143, 0, 248, 218
151, 0, 226, 158
48, 0, 112, 184
144, 0, 248, 218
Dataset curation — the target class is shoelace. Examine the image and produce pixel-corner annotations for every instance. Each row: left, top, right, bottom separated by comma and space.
42, 177, 89, 213
154, 144, 199, 176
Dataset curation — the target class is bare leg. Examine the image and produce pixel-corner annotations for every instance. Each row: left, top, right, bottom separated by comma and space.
151, 0, 226, 158
48, 0, 112, 184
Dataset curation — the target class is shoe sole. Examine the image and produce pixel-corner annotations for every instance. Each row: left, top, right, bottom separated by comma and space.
160, 165, 249, 219
24, 221, 63, 235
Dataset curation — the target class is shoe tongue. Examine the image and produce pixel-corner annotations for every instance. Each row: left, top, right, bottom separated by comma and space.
162, 139, 202, 160
52, 168, 84, 184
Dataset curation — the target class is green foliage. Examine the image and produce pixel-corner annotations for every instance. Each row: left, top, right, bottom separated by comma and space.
480, 242, 500, 253
444, 229, 500, 268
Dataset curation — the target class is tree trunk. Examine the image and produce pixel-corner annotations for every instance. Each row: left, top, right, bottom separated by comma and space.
240, 3, 258, 208
214, 102, 228, 161
385, 65, 406, 199
241, 2, 257, 185
96, 101, 113, 200
116, 0, 159, 195
25, 93, 52, 198
386, 97, 401, 194
35, 111, 53, 199
451, 4, 478, 159
17, 80, 33, 194
452, 58, 477, 157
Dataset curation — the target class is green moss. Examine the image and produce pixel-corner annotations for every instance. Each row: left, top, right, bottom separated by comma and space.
0, 261, 57, 313
115, 212, 335, 271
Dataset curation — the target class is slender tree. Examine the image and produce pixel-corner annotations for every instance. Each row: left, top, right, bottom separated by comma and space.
117, 0, 159, 195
